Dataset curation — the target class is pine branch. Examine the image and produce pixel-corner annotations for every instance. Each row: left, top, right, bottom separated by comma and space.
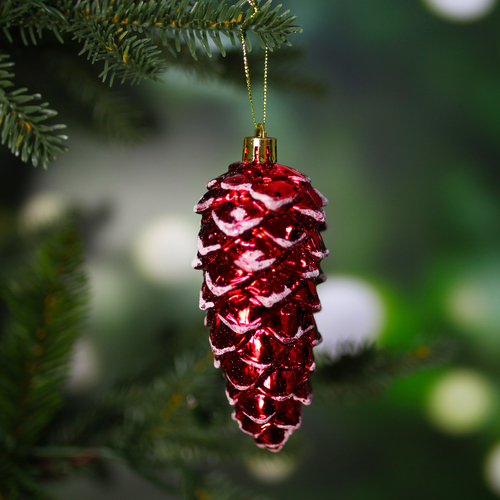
69, 0, 300, 85
0, 0, 302, 166
313, 341, 454, 404
50, 51, 147, 142
39, 349, 239, 461
106, 350, 241, 464
3, 1, 301, 85
0, 52, 67, 168
20, 349, 254, 498
0, 0, 69, 45
0, 221, 88, 447
72, 18, 168, 85
67, 0, 300, 56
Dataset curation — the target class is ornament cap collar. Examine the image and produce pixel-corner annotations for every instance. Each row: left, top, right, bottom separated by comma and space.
242, 123, 277, 164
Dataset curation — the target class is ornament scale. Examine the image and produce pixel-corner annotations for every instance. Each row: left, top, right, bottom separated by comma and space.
193, 125, 328, 451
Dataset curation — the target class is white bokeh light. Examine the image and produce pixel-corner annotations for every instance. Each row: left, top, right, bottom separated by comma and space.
314, 277, 386, 354
427, 369, 495, 434
245, 455, 297, 483
446, 266, 500, 346
448, 282, 490, 331
485, 442, 500, 495
19, 191, 68, 231
423, 0, 497, 21
132, 215, 198, 286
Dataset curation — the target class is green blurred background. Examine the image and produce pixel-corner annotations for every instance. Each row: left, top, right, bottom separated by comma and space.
3, 0, 500, 498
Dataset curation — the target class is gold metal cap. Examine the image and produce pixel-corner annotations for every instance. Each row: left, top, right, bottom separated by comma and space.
242, 123, 277, 164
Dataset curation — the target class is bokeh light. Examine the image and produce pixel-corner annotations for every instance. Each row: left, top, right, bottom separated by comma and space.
426, 369, 495, 434
448, 282, 490, 331
19, 191, 68, 231
422, 0, 497, 21
245, 454, 297, 483
132, 215, 198, 286
446, 263, 500, 348
484, 442, 500, 495
314, 277, 386, 354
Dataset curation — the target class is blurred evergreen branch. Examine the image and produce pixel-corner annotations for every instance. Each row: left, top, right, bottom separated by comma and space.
0, 220, 87, 499
159, 45, 327, 97
49, 51, 148, 143
0, 0, 302, 168
102, 351, 242, 465
313, 341, 454, 404
0, 222, 87, 447
0, 223, 261, 499
0, 219, 451, 499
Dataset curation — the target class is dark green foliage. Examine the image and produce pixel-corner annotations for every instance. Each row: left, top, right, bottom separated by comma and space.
102, 351, 241, 465
0, 223, 261, 498
73, 19, 168, 85
0, 1, 68, 45
0, 460, 57, 500
0, 52, 67, 169
0, 222, 87, 446
49, 52, 148, 143
0, 0, 302, 168
66, 0, 299, 67
0, 221, 87, 499
313, 341, 454, 404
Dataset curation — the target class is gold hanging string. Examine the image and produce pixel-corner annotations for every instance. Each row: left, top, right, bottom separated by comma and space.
240, 0, 269, 130
262, 46, 268, 126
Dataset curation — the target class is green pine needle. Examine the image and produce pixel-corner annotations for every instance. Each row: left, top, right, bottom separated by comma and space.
69, 0, 301, 84
0, 52, 68, 168
2, 0, 301, 86
0, 0, 302, 167
73, 18, 168, 85
0, 0, 69, 45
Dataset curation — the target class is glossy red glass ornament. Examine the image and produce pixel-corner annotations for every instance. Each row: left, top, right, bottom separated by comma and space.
193, 130, 328, 451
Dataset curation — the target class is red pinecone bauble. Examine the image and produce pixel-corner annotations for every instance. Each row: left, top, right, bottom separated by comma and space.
193, 126, 328, 451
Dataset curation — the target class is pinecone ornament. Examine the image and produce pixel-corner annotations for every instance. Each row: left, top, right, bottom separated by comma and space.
193, 125, 328, 451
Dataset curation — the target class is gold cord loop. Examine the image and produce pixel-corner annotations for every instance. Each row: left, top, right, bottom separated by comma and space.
255, 123, 266, 138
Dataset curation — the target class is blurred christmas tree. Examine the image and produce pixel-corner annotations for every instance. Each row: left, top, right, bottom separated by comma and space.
0, 1, 458, 499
